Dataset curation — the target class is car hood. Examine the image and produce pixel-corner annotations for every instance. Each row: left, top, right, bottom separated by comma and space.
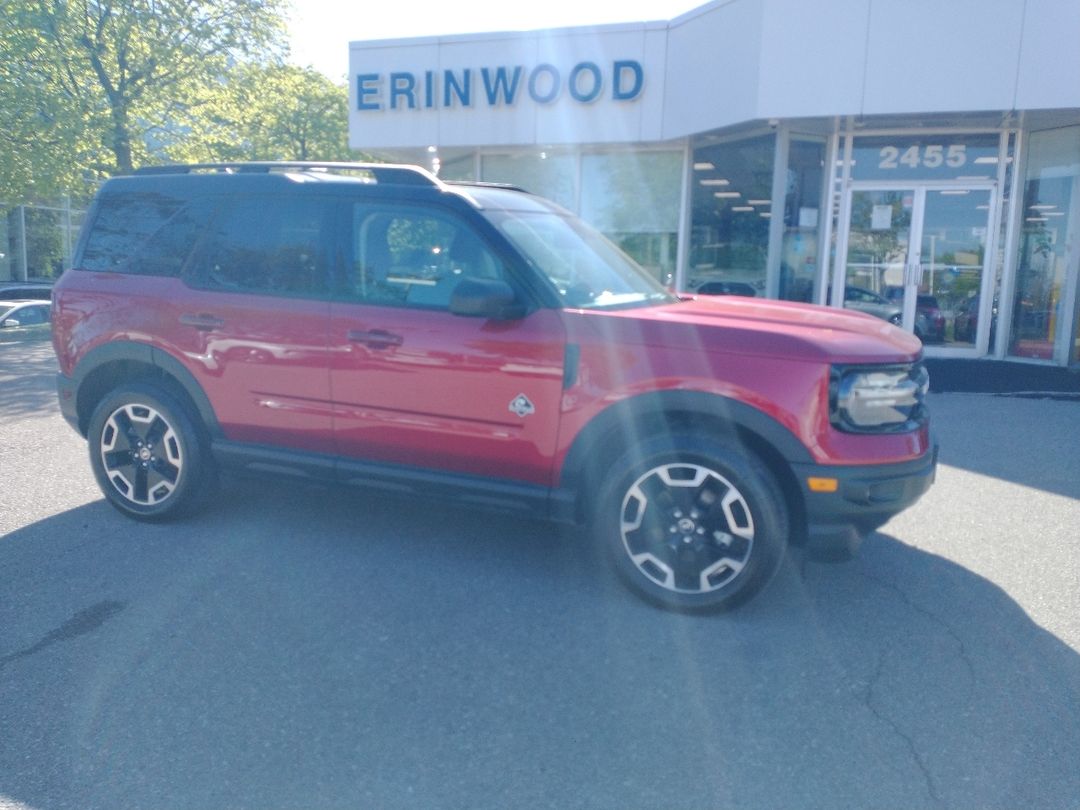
569, 295, 923, 364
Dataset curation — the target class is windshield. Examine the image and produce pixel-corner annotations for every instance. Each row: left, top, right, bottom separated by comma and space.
490, 209, 677, 310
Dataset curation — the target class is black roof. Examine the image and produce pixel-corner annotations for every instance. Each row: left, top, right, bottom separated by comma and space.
101, 161, 556, 214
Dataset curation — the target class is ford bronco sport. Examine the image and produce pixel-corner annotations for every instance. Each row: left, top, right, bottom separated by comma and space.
52, 162, 936, 612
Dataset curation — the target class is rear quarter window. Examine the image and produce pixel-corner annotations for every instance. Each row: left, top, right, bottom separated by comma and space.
79, 192, 209, 276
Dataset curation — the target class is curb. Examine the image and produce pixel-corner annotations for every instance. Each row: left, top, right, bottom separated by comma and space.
926, 359, 1080, 395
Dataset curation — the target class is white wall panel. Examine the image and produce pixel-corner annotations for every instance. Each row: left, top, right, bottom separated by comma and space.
660, 1, 764, 139
862, 0, 1024, 115
1015, 0, 1080, 111
756, 0, 868, 118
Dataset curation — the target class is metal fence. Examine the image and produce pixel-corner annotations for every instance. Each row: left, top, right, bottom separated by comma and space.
1, 199, 87, 283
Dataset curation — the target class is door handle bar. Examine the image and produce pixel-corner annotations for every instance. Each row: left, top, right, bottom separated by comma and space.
347, 329, 403, 348
179, 313, 225, 331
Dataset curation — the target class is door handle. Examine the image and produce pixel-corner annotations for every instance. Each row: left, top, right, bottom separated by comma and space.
903, 263, 924, 287
347, 329, 403, 348
179, 313, 225, 331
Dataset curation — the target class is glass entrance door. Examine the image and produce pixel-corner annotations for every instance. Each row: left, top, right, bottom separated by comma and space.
841, 186, 995, 352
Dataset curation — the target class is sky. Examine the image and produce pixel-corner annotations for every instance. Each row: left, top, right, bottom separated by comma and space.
286, 0, 706, 80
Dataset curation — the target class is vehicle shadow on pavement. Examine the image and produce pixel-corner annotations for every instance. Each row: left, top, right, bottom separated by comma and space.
0, 341, 60, 422
1, 478, 1078, 810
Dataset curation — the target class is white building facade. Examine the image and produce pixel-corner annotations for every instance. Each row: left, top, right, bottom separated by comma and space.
349, 0, 1080, 367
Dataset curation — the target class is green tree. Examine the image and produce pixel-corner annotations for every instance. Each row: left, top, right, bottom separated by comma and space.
0, 0, 287, 199
167, 63, 357, 163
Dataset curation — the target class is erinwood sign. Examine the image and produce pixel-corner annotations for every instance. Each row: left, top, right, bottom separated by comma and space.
348, 25, 668, 149
355, 60, 646, 112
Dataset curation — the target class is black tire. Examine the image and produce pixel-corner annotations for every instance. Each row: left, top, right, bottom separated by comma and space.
593, 432, 789, 613
87, 382, 216, 521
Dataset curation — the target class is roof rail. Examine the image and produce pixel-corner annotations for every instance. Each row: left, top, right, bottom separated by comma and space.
132, 161, 439, 187
445, 180, 531, 194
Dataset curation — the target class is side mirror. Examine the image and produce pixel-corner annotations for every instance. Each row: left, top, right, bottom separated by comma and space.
0, 319, 17, 328
449, 278, 526, 320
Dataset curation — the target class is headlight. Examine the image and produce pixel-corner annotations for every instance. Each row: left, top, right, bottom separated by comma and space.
830, 363, 929, 433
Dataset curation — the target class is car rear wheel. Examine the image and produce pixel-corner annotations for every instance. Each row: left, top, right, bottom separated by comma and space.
87, 382, 215, 521
594, 433, 788, 612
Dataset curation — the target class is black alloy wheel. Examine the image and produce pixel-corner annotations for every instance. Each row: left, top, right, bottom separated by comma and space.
87, 382, 214, 520
596, 433, 788, 612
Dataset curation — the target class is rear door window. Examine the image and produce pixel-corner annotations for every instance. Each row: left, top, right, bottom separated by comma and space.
194, 197, 333, 298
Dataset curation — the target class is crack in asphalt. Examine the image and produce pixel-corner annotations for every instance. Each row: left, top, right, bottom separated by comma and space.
860, 648, 943, 806
801, 559, 977, 806
0, 600, 126, 670
861, 569, 978, 693
853, 568, 981, 808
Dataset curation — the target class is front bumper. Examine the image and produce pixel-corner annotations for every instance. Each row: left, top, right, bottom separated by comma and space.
792, 444, 938, 557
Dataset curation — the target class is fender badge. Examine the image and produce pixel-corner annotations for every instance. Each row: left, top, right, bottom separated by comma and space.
509, 394, 535, 418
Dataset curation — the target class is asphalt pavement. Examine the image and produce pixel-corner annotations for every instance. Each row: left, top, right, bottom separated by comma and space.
1, 341, 1078, 810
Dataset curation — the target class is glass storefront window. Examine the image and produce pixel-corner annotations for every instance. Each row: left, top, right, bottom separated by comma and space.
850, 134, 1000, 183
481, 152, 577, 211
1010, 127, 1080, 361
579, 151, 682, 285
781, 138, 826, 302
438, 154, 476, 181
688, 134, 775, 296
985, 133, 1017, 354
1075, 289, 1080, 364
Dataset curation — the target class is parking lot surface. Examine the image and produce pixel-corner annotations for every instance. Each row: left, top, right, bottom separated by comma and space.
2, 341, 1078, 810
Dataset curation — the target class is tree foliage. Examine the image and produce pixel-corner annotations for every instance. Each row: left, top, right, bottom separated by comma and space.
0, 0, 357, 204
165, 63, 355, 164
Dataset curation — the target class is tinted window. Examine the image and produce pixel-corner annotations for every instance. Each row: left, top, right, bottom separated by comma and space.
136, 200, 215, 277
81, 193, 185, 272
198, 198, 332, 297
0, 286, 51, 300
347, 205, 504, 309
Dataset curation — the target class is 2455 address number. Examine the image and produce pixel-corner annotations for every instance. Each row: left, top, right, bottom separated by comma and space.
879, 144, 967, 170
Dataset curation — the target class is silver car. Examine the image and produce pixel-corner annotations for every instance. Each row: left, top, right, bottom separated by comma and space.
843, 286, 903, 327
0, 300, 53, 342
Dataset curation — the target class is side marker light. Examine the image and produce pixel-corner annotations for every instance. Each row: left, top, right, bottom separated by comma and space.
807, 477, 839, 493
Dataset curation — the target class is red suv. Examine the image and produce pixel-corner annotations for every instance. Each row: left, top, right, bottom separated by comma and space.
52, 162, 936, 611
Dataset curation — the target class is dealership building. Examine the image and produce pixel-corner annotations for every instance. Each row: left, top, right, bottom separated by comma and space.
348, 0, 1080, 369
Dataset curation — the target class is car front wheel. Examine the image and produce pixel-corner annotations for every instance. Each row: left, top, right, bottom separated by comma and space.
595, 433, 789, 612
87, 382, 215, 521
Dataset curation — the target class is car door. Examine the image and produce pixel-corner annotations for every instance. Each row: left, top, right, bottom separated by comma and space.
328, 200, 566, 487
172, 194, 335, 454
